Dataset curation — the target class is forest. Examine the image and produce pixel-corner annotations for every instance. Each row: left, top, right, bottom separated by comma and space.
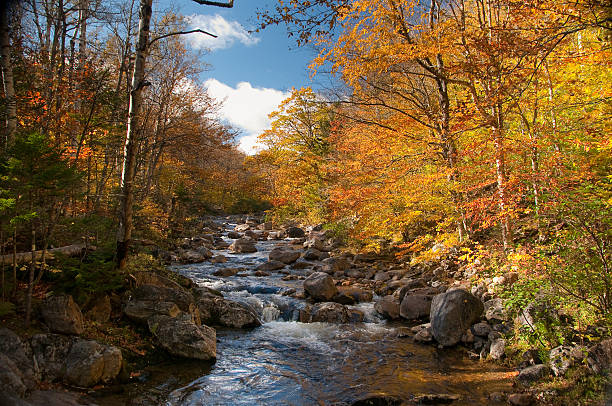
0, 0, 611, 405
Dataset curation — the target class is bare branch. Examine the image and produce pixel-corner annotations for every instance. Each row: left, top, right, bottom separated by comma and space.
191, 0, 234, 7
149, 29, 216, 47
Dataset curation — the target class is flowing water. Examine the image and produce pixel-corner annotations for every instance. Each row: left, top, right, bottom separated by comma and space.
159, 224, 514, 406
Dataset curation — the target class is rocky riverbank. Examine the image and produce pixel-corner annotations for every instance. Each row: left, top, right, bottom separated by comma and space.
1, 215, 610, 405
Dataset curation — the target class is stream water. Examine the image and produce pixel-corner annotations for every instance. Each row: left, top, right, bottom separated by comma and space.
158, 223, 513, 406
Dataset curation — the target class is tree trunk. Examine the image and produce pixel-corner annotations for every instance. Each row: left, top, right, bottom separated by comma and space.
0, 0, 17, 148
25, 223, 35, 328
116, 0, 153, 269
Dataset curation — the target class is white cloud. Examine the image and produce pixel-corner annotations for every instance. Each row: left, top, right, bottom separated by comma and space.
205, 79, 290, 154
187, 14, 260, 51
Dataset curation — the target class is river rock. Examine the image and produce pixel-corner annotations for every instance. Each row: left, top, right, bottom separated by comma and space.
211, 255, 227, 264
30, 334, 74, 382
549, 345, 573, 376
471, 321, 492, 337
227, 231, 241, 239
321, 257, 350, 274
430, 289, 484, 347
86, 295, 111, 323
257, 260, 286, 272
587, 338, 612, 374
0, 328, 38, 387
291, 260, 313, 270
374, 295, 400, 320
64, 339, 122, 387
517, 364, 549, 384
310, 302, 352, 323
178, 249, 210, 263
41, 295, 84, 335
269, 248, 301, 264
234, 224, 250, 232
414, 326, 434, 343
489, 338, 506, 360
285, 226, 305, 238
123, 300, 181, 323
213, 267, 240, 277
399, 294, 432, 320
133, 284, 194, 312
303, 272, 338, 301
0, 354, 28, 397
229, 238, 257, 253
148, 315, 216, 360
508, 393, 534, 406
303, 248, 323, 261
197, 296, 261, 328
338, 286, 373, 303
484, 298, 507, 322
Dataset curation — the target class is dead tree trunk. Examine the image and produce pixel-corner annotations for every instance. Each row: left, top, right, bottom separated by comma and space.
0, 0, 17, 149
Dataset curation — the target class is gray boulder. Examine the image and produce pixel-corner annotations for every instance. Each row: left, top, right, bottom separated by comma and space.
517, 364, 549, 384
0, 328, 38, 388
41, 295, 84, 335
588, 338, 612, 374
132, 284, 194, 312
489, 338, 506, 360
123, 300, 181, 323
399, 294, 432, 320
229, 238, 257, 253
197, 296, 260, 328
303, 272, 338, 302
64, 340, 122, 387
269, 248, 301, 264
321, 257, 350, 274
148, 315, 216, 360
30, 334, 74, 382
0, 354, 28, 398
374, 295, 400, 320
430, 289, 484, 347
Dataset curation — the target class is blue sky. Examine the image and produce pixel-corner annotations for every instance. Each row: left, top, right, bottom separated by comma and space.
156, 0, 317, 153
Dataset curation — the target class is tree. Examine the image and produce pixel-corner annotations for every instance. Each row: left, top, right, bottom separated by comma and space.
0, 0, 17, 149
116, 0, 234, 269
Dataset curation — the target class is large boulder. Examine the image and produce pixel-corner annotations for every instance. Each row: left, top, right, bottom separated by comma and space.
30, 334, 122, 387
41, 295, 84, 335
229, 238, 257, 253
0, 328, 38, 388
374, 295, 401, 320
399, 294, 432, 320
587, 338, 612, 374
64, 340, 122, 387
148, 315, 216, 360
269, 248, 301, 264
303, 272, 338, 302
197, 296, 261, 328
123, 300, 181, 324
132, 284, 194, 312
0, 354, 28, 398
30, 334, 74, 382
430, 289, 484, 347
310, 302, 352, 324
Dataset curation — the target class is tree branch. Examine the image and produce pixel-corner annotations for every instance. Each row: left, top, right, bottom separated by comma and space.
191, 0, 234, 7
149, 29, 217, 47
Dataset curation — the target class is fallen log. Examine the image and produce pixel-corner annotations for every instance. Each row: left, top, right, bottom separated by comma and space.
0, 244, 95, 265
